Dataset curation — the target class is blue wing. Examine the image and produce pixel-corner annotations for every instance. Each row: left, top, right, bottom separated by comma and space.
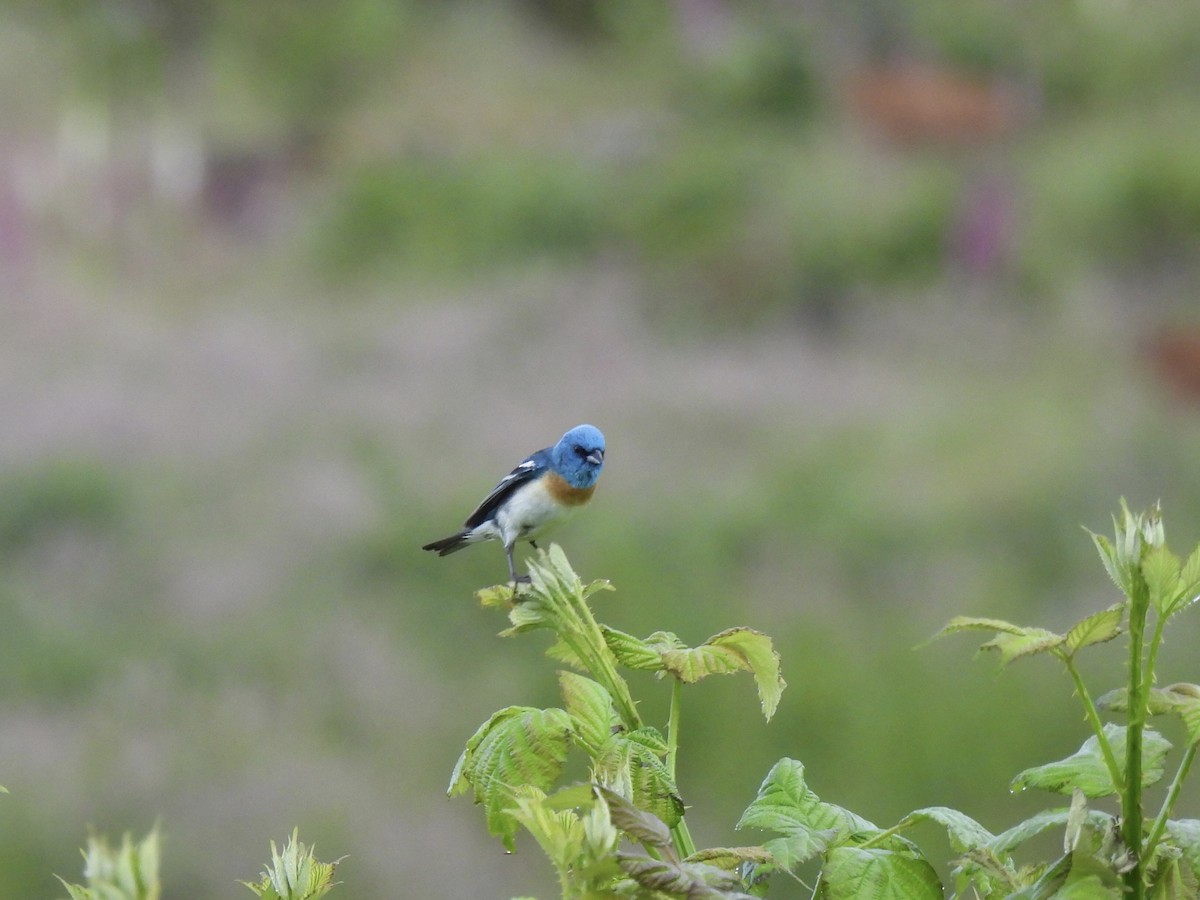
462, 448, 550, 529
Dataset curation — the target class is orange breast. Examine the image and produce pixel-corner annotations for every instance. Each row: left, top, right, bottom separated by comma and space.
545, 472, 596, 506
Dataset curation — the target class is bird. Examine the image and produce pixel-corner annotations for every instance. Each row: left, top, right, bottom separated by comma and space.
422, 424, 606, 584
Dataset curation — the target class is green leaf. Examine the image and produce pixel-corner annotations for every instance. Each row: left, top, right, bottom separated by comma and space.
499, 597, 553, 636
659, 628, 786, 721
596, 785, 672, 848
1006, 842, 1126, 900
57, 827, 163, 900
447, 706, 573, 850
1062, 789, 1089, 854
616, 853, 755, 899
600, 625, 666, 672
989, 808, 1103, 855
559, 672, 616, 755
1166, 819, 1200, 877
506, 785, 624, 893
932, 615, 1031, 639
736, 759, 877, 869
980, 628, 1065, 665
1101, 683, 1200, 746
242, 829, 341, 900
544, 636, 585, 669
1171, 545, 1200, 616
1089, 531, 1129, 594
820, 846, 943, 900
476, 584, 516, 609
1143, 544, 1183, 616
931, 616, 1069, 665
895, 807, 995, 854
1063, 605, 1124, 656
685, 846, 775, 870
494, 545, 608, 638
529, 543, 584, 597
594, 733, 684, 828
624, 726, 670, 756
1149, 856, 1199, 900
1011, 724, 1171, 798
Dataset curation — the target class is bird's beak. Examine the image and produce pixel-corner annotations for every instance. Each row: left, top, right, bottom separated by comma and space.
586, 449, 604, 466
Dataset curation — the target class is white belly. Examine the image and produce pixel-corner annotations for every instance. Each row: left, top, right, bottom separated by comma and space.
475, 478, 577, 547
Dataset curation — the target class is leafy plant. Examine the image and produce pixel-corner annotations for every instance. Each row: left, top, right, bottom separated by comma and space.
242, 829, 343, 900
54, 826, 341, 900
448, 544, 785, 898
739, 500, 1200, 897
452, 504, 1200, 898
57, 827, 161, 900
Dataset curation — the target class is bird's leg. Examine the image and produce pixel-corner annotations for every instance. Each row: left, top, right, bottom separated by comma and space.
506, 543, 531, 586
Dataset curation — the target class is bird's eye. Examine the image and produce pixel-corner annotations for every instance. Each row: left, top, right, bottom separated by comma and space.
574, 445, 589, 458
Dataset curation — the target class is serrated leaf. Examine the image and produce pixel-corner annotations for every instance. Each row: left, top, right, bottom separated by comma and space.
1166, 819, 1200, 876
559, 672, 616, 755
932, 616, 1031, 639
617, 853, 754, 899
1143, 544, 1183, 616
529, 544, 584, 597
476, 583, 516, 609
659, 628, 786, 721
497, 545, 603, 639
1149, 856, 1199, 900
624, 726, 670, 755
1063, 605, 1124, 656
821, 846, 943, 900
989, 808, 1097, 855
504, 786, 578, 861
1063, 788, 1088, 853
600, 625, 666, 672
685, 846, 775, 870
506, 786, 587, 874
596, 785, 673, 848
932, 615, 1069, 664
545, 636, 585, 669
1101, 684, 1200, 746
981, 628, 1065, 665
1089, 531, 1129, 594
498, 598, 552, 636
242, 830, 340, 900
1051, 874, 1123, 899
1011, 724, 1171, 798
507, 785, 624, 892
59, 828, 164, 900
896, 807, 994, 854
736, 758, 877, 869
448, 706, 573, 850
593, 734, 684, 828
1172, 545, 1200, 616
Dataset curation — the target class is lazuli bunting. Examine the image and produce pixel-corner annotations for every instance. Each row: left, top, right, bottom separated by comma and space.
422, 424, 606, 584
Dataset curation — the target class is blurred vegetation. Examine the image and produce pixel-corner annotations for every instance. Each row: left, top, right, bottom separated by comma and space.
2, 0, 1200, 898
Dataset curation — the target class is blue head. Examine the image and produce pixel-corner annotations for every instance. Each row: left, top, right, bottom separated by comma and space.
551, 424, 606, 489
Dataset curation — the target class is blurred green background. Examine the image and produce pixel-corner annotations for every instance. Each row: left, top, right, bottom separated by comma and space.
2, 0, 1200, 897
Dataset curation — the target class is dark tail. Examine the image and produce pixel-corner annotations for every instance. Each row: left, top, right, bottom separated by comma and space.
422, 532, 470, 556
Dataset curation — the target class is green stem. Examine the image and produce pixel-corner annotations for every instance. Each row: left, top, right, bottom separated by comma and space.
667, 677, 683, 781
666, 677, 696, 858
858, 822, 907, 851
1145, 613, 1168, 697
1143, 743, 1197, 865
1123, 578, 1149, 900
1062, 654, 1124, 792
